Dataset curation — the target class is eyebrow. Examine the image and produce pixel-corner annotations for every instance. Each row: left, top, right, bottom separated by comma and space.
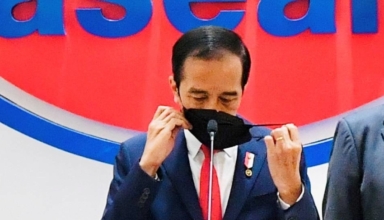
188, 88, 208, 95
221, 91, 238, 97
188, 88, 238, 96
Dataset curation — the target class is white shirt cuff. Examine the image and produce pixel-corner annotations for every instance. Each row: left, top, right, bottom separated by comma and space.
153, 173, 160, 181
277, 184, 305, 210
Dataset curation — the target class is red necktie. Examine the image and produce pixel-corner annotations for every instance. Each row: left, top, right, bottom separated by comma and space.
199, 145, 222, 220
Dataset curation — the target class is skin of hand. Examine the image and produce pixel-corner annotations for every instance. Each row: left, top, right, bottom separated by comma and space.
139, 106, 192, 177
264, 123, 303, 205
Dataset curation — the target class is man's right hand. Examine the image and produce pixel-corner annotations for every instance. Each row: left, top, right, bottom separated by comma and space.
139, 106, 192, 177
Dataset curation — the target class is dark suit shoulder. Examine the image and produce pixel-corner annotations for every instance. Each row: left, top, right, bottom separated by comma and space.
342, 104, 384, 130
344, 104, 384, 122
250, 125, 271, 137
241, 116, 272, 137
120, 133, 147, 159
122, 132, 147, 146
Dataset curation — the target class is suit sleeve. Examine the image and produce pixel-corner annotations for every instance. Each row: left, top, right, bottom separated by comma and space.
102, 141, 160, 220
280, 147, 320, 220
322, 119, 362, 220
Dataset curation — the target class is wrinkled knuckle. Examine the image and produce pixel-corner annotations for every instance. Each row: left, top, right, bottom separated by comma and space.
151, 121, 165, 130
170, 111, 177, 118
280, 146, 289, 153
162, 109, 170, 115
286, 145, 299, 154
276, 126, 284, 131
270, 129, 280, 136
294, 145, 302, 153
148, 122, 157, 130
282, 125, 289, 132
264, 135, 273, 142
287, 123, 296, 128
280, 144, 292, 152
169, 118, 179, 127
162, 106, 171, 112
157, 106, 168, 113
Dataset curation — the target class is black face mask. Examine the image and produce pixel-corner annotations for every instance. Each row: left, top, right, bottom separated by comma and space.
183, 108, 286, 150
183, 108, 252, 150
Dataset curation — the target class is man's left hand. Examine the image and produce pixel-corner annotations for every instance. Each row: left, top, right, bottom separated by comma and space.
264, 123, 302, 205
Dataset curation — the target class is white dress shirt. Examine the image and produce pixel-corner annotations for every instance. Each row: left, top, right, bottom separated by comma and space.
184, 130, 303, 216
185, 130, 237, 216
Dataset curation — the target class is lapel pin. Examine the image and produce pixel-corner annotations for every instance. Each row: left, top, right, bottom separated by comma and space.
244, 152, 255, 177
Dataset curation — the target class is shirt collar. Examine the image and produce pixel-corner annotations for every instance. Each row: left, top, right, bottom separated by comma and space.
184, 129, 237, 159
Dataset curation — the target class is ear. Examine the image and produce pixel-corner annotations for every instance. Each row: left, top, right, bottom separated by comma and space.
169, 75, 181, 105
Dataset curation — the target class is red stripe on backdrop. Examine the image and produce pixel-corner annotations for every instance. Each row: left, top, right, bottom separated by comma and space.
1, 0, 384, 131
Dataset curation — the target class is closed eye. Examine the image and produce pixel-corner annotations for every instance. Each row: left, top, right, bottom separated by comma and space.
220, 97, 235, 103
193, 97, 207, 102
220, 98, 230, 102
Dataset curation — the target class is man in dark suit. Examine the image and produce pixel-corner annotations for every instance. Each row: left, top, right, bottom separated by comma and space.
102, 26, 319, 220
323, 103, 384, 219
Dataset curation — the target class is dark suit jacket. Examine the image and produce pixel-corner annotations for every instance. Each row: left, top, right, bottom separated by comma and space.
102, 126, 319, 220
323, 104, 384, 220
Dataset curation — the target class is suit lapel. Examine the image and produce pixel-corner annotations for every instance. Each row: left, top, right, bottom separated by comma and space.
223, 140, 267, 220
162, 130, 203, 220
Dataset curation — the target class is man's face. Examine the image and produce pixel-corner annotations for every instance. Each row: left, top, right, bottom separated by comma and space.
170, 51, 243, 116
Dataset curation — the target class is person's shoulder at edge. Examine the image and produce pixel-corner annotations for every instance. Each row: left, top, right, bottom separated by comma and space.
341, 104, 384, 127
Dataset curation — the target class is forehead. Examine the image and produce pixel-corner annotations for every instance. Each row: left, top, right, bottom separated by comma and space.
180, 52, 243, 91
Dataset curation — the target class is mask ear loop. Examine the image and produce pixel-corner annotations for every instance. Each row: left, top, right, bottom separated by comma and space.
250, 123, 291, 141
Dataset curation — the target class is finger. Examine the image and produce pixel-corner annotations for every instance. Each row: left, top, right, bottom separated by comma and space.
285, 123, 300, 143
280, 125, 292, 143
165, 117, 191, 132
159, 107, 175, 121
178, 108, 192, 128
264, 135, 275, 151
270, 128, 284, 143
163, 120, 182, 139
147, 120, 165, 136
163, 111, 192, 129
162, 111, 177, 123
271, 127, 291, 150
265, 135, 282, 156
179, 113, 192, 129
172, 124, 182, 139
159, 118, 188, 139
153, 106, 171, 119
148, 108, 175, 135
149, 112, 180, 135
